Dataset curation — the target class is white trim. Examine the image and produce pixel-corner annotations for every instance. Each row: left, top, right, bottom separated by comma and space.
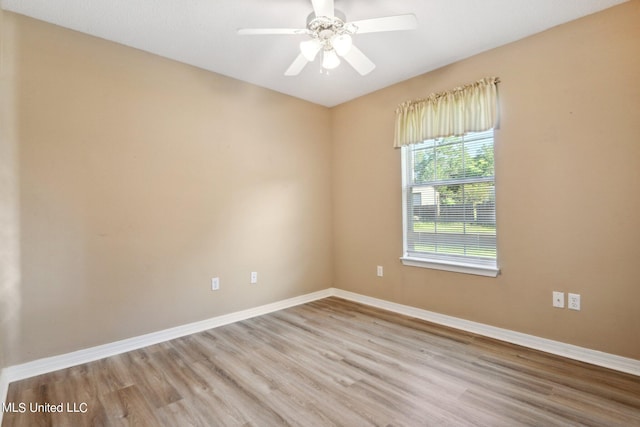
400, 145, 410, 254
400, 256, 500, 277
331, 288, 640, 377
0, 368, 8, 425
1, 288, 332, 387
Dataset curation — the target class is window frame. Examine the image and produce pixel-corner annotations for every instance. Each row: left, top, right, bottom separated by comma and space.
400, 131, 500, 277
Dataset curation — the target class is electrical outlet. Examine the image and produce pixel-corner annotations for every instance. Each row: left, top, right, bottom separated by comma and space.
211, 277, 220, 291
250, 272, 258, 284
568, 293, 581, 311
552, 291, 565, 308
377, 266, 383, 277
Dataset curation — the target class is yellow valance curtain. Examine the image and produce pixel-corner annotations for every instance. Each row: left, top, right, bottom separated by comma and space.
394, 77, 500, 147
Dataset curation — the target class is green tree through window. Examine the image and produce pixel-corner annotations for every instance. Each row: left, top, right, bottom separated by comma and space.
402, 129, 497, 273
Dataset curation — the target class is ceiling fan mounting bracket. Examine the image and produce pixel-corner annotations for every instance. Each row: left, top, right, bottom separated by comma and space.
305, 10, 357, 43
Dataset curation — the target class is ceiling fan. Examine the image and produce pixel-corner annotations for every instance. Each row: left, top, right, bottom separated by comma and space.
238, 0, 418, 76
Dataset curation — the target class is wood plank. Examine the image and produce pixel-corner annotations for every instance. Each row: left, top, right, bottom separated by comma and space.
3, 297, 640, 426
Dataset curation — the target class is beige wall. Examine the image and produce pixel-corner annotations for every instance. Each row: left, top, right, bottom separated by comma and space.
332, 1, 640, 359
2, 1, 639, 367
7, 13, 332, 364
0, 8, 19, 372
0, 7, 6, 374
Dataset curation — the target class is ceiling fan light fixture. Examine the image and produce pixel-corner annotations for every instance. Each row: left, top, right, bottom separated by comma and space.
331, 34, 353, 56
322, 49, 340, 70
300, 38, 322, 61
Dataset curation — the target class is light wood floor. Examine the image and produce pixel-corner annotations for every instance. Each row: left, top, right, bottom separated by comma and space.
3, 297, 640, 426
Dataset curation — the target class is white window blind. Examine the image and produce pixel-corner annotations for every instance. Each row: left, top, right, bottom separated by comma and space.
401, 129, 498, 276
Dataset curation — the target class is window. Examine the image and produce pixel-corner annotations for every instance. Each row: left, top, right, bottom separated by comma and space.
401, 129, 499, 276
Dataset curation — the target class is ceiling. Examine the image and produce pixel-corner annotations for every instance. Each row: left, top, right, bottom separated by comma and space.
1, 0, 628, 107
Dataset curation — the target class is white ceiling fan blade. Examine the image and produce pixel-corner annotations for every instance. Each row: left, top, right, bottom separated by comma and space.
311, 0, 334, 18
284, 53, 310, 76
350, 14, 418, 34
238, 28, 309, 35
341, 45, 376, 76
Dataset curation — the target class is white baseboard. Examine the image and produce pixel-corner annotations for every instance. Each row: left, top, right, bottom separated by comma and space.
1, 288, 332, 389
331, 288, 640, 377
1, 286, 638, 417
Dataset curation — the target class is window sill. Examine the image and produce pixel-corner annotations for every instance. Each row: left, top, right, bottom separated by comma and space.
400, 256, 500, 277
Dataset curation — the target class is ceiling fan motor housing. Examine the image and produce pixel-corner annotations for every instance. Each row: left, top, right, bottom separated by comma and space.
306, 10, 357, 44
304, 11, 356, 65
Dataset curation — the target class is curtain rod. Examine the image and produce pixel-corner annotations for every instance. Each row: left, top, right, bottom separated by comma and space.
397, 77, 500, 111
